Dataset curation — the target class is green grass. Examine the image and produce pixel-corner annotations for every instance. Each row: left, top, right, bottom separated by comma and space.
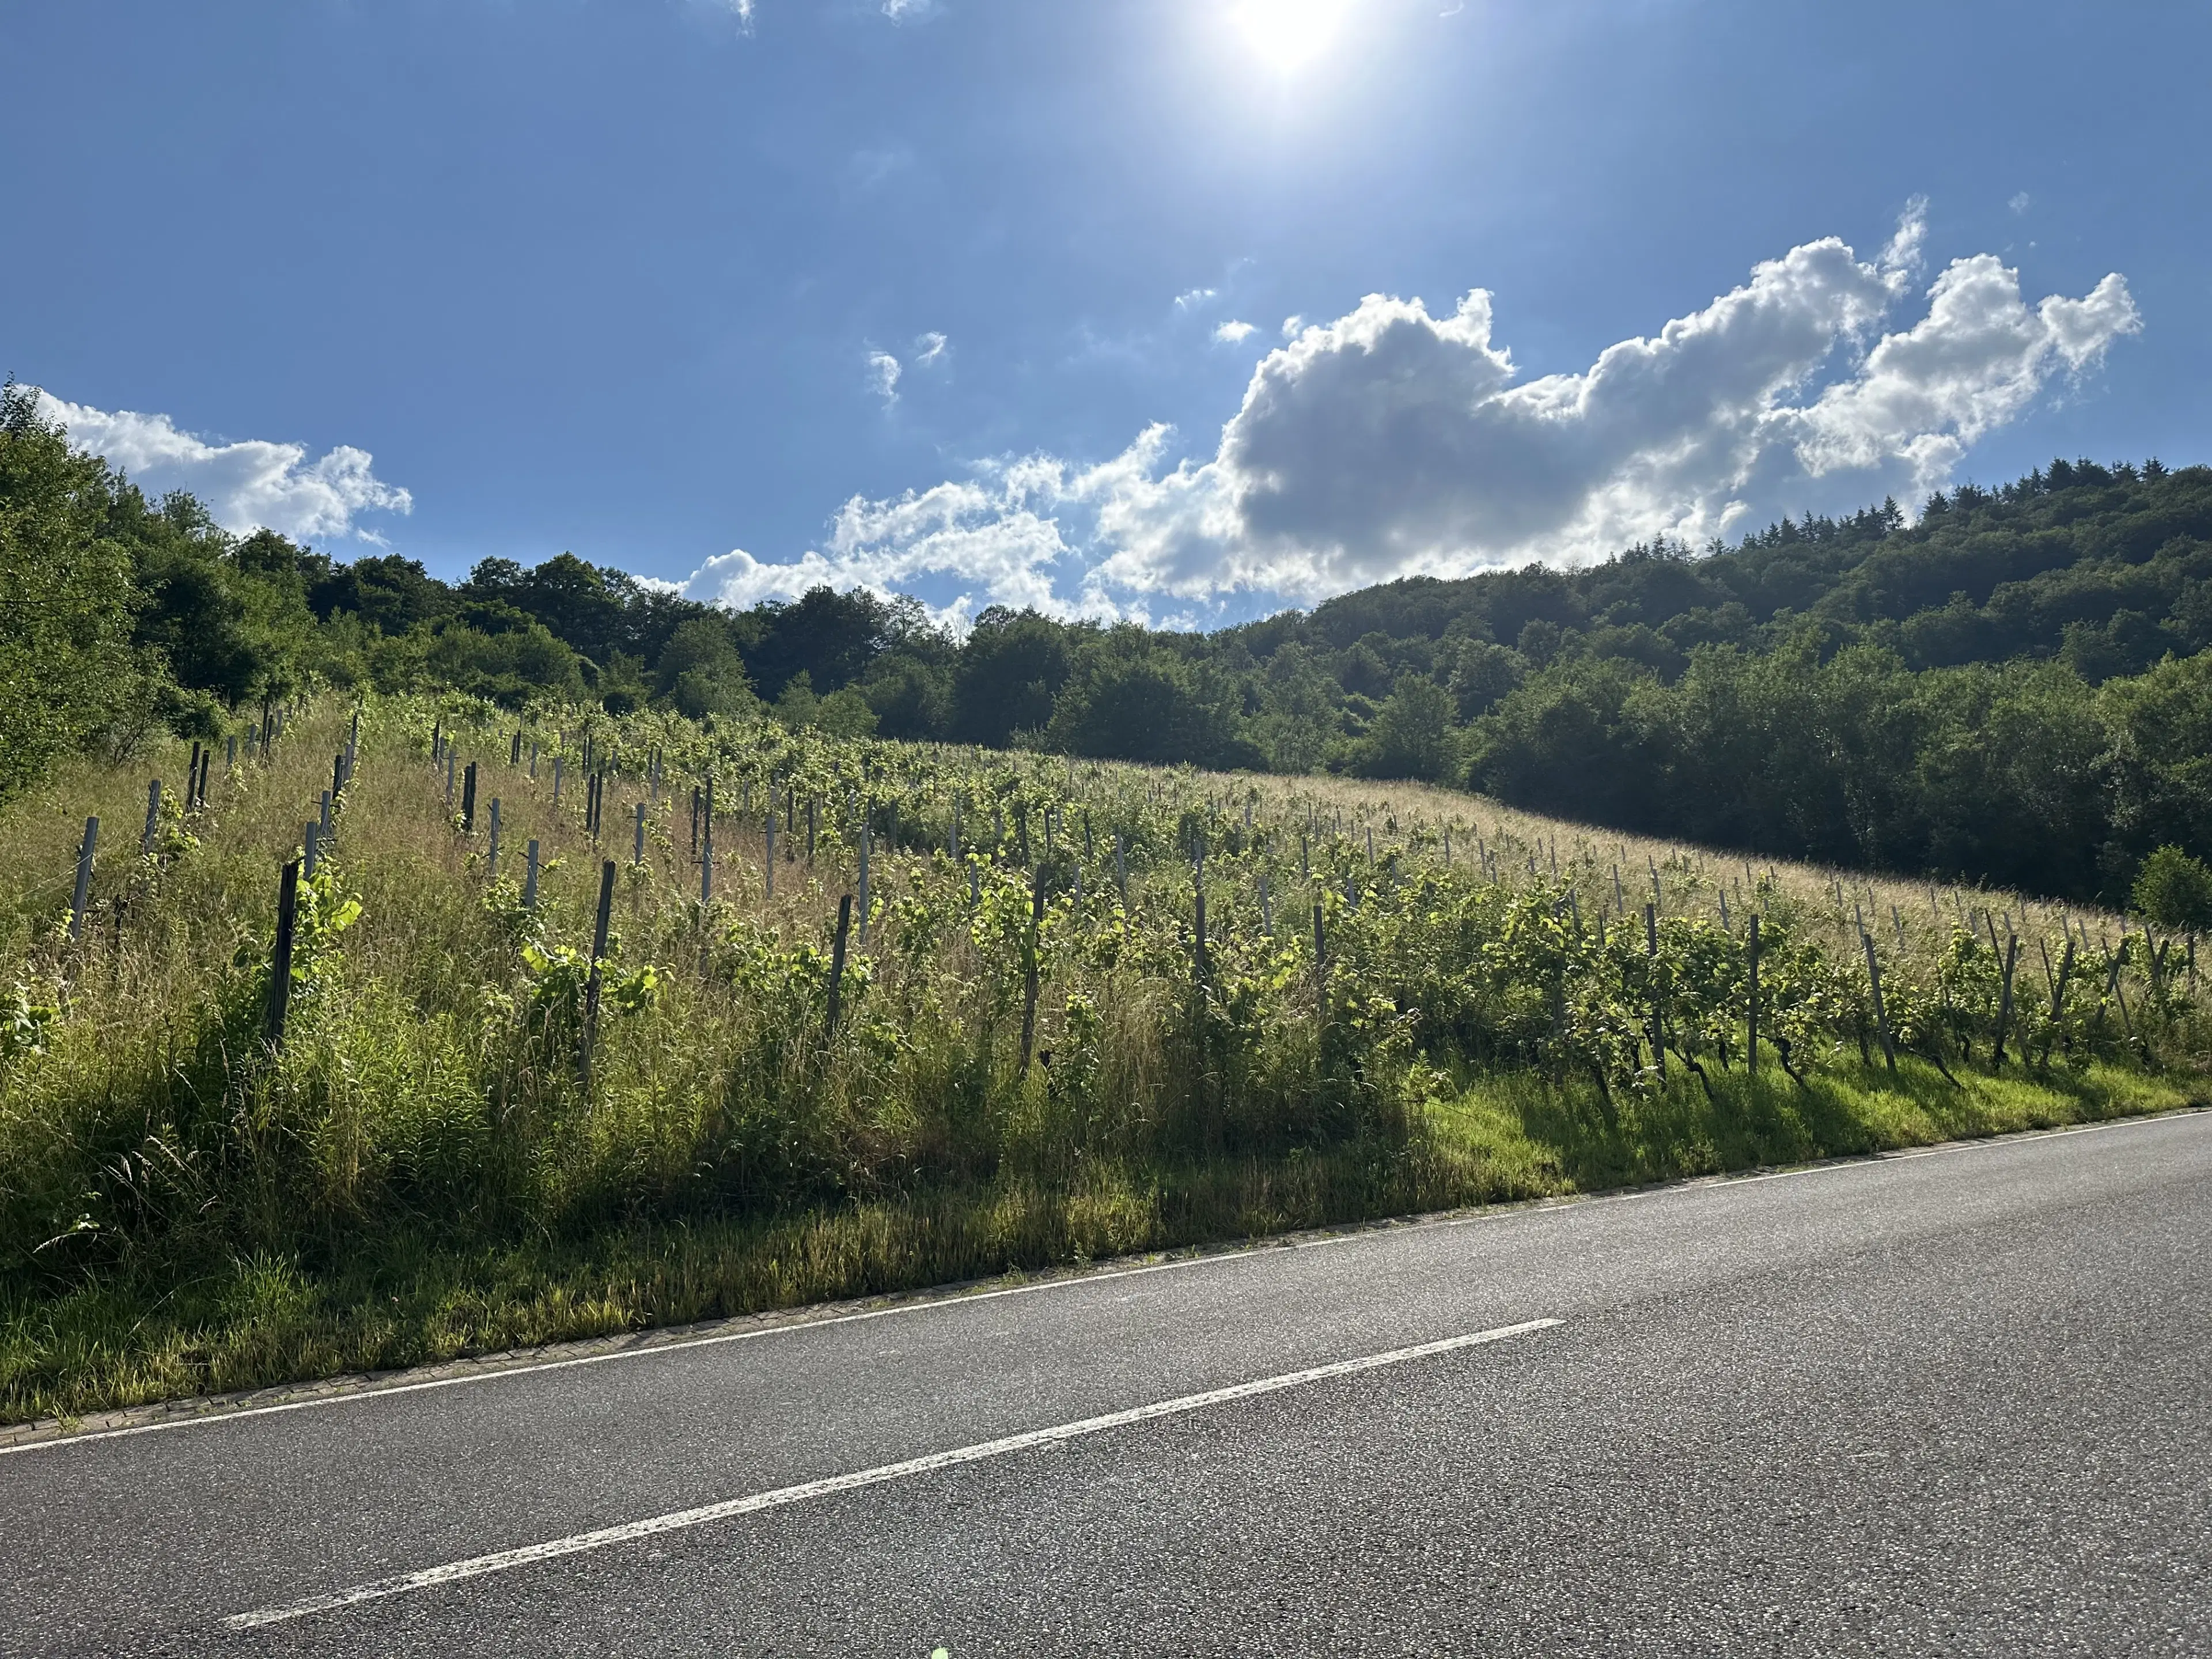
1, 693, 2202, 1426
2, 1056, 2190, 1426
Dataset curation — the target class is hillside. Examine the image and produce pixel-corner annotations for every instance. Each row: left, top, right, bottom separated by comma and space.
1, 693, 2199, 1422
10, 379, 2212, 907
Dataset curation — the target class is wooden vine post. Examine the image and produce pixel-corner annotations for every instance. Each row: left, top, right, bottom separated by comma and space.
858, 819, 872, 948
1019, 865, 1046, 1072
264, 858, 300, 1050
825, 892, 853, 1039
1192, 861, 1209, 986
579, 860, 616, 1086
2039, 938, 2075, 1066
1313, 902, 1328, 1037
1993, 934, 2019, 1065
698, 777, 716, 905
69, 817, 99, 943
1747, 914, 1760, 1073
1645, 903, 1665, 1080
1862, 931, 1898, 1071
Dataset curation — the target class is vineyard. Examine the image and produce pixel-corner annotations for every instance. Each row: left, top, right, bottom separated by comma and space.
0, 696, 2200, 1423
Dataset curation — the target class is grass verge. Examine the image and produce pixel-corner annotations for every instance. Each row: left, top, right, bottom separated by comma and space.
2, 1055, 2191, 1427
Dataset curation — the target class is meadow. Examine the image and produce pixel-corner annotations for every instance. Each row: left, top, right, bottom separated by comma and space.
0, 695, 2199, 1425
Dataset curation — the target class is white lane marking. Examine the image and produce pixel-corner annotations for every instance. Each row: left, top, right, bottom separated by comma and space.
7, 1107, 2201, 1457
226, 1317, 1563, 1630
0, 1250, 1234, 1458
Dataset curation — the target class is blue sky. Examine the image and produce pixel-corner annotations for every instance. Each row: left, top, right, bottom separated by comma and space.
8, 0, 2208, 627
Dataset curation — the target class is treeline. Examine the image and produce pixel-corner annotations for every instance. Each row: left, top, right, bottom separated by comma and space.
7, 378, 2212, 904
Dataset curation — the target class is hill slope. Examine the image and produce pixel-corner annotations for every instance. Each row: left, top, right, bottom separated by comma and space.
0, 696, 2197, 1422
9, 376, 2212, 902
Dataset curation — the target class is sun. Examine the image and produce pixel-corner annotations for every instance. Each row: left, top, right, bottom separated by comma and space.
1233, 0, 1353, 72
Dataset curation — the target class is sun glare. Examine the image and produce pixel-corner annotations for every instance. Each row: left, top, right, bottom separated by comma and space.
1233, 0, 1352, 72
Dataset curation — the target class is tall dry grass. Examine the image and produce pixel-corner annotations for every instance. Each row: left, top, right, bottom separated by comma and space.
0, 695, 2196, 1423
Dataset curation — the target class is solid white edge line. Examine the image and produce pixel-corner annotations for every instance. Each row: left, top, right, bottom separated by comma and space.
0, 1250, 1229, 1458
7, 1106, 2201, 1458
225, 1317, 1563, 1631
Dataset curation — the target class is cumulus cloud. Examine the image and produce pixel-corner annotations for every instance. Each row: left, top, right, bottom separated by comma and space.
678, 457, 1102, 631
866, 350, 903, 404
35, 391, 412, 544
1174, 286, 1219, 311
671, 212, 2139, 622
1214, 320, 1259, 344
1088, 218, 2137, 604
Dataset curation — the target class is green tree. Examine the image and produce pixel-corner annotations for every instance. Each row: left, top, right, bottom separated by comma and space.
654, 617, 759, 722
0, 385, 145, 793
952, 607, 1077, 748
771, 671, 877, 737
2133, 846, 2212, 937
419, 619, 586, 708
1353, 675, 1460, 781
1044, 636, 1240, 766
862, 653, 952, 739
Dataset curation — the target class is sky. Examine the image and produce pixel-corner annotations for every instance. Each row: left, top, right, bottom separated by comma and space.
7, 0, 2209, 630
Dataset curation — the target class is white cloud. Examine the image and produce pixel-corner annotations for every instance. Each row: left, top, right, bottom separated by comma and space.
687, 0, 754, 26
1213, 320, 1259, 344
866, 350, 903, 404
1088, 215, 2137, 605
1174, 286, 1219, 311
2010, 191, 2032, 215
671, 211, 2138, 623
1281, 315, 1305, 338
1880, 195, 1927, 278
913, 330, 949, 366
34, 391, 412, 544
678, 458, 1103, 630
881, 0, 930, 17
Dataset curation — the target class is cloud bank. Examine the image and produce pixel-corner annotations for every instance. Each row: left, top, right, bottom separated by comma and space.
35, 391, 414, 545
682, 213, 2140, 624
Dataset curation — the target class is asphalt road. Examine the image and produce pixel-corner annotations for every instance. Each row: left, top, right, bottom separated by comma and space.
5, 1112, 2210, 1657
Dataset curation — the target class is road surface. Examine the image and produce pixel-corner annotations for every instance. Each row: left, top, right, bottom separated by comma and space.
5, 1112, 2209, 1656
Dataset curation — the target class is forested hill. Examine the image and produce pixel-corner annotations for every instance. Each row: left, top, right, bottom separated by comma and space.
1272, 457, 2212, 678
7, 376, 2212, 904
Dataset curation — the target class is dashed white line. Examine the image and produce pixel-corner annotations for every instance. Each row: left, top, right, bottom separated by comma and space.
226, 1317, 1563, 1630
